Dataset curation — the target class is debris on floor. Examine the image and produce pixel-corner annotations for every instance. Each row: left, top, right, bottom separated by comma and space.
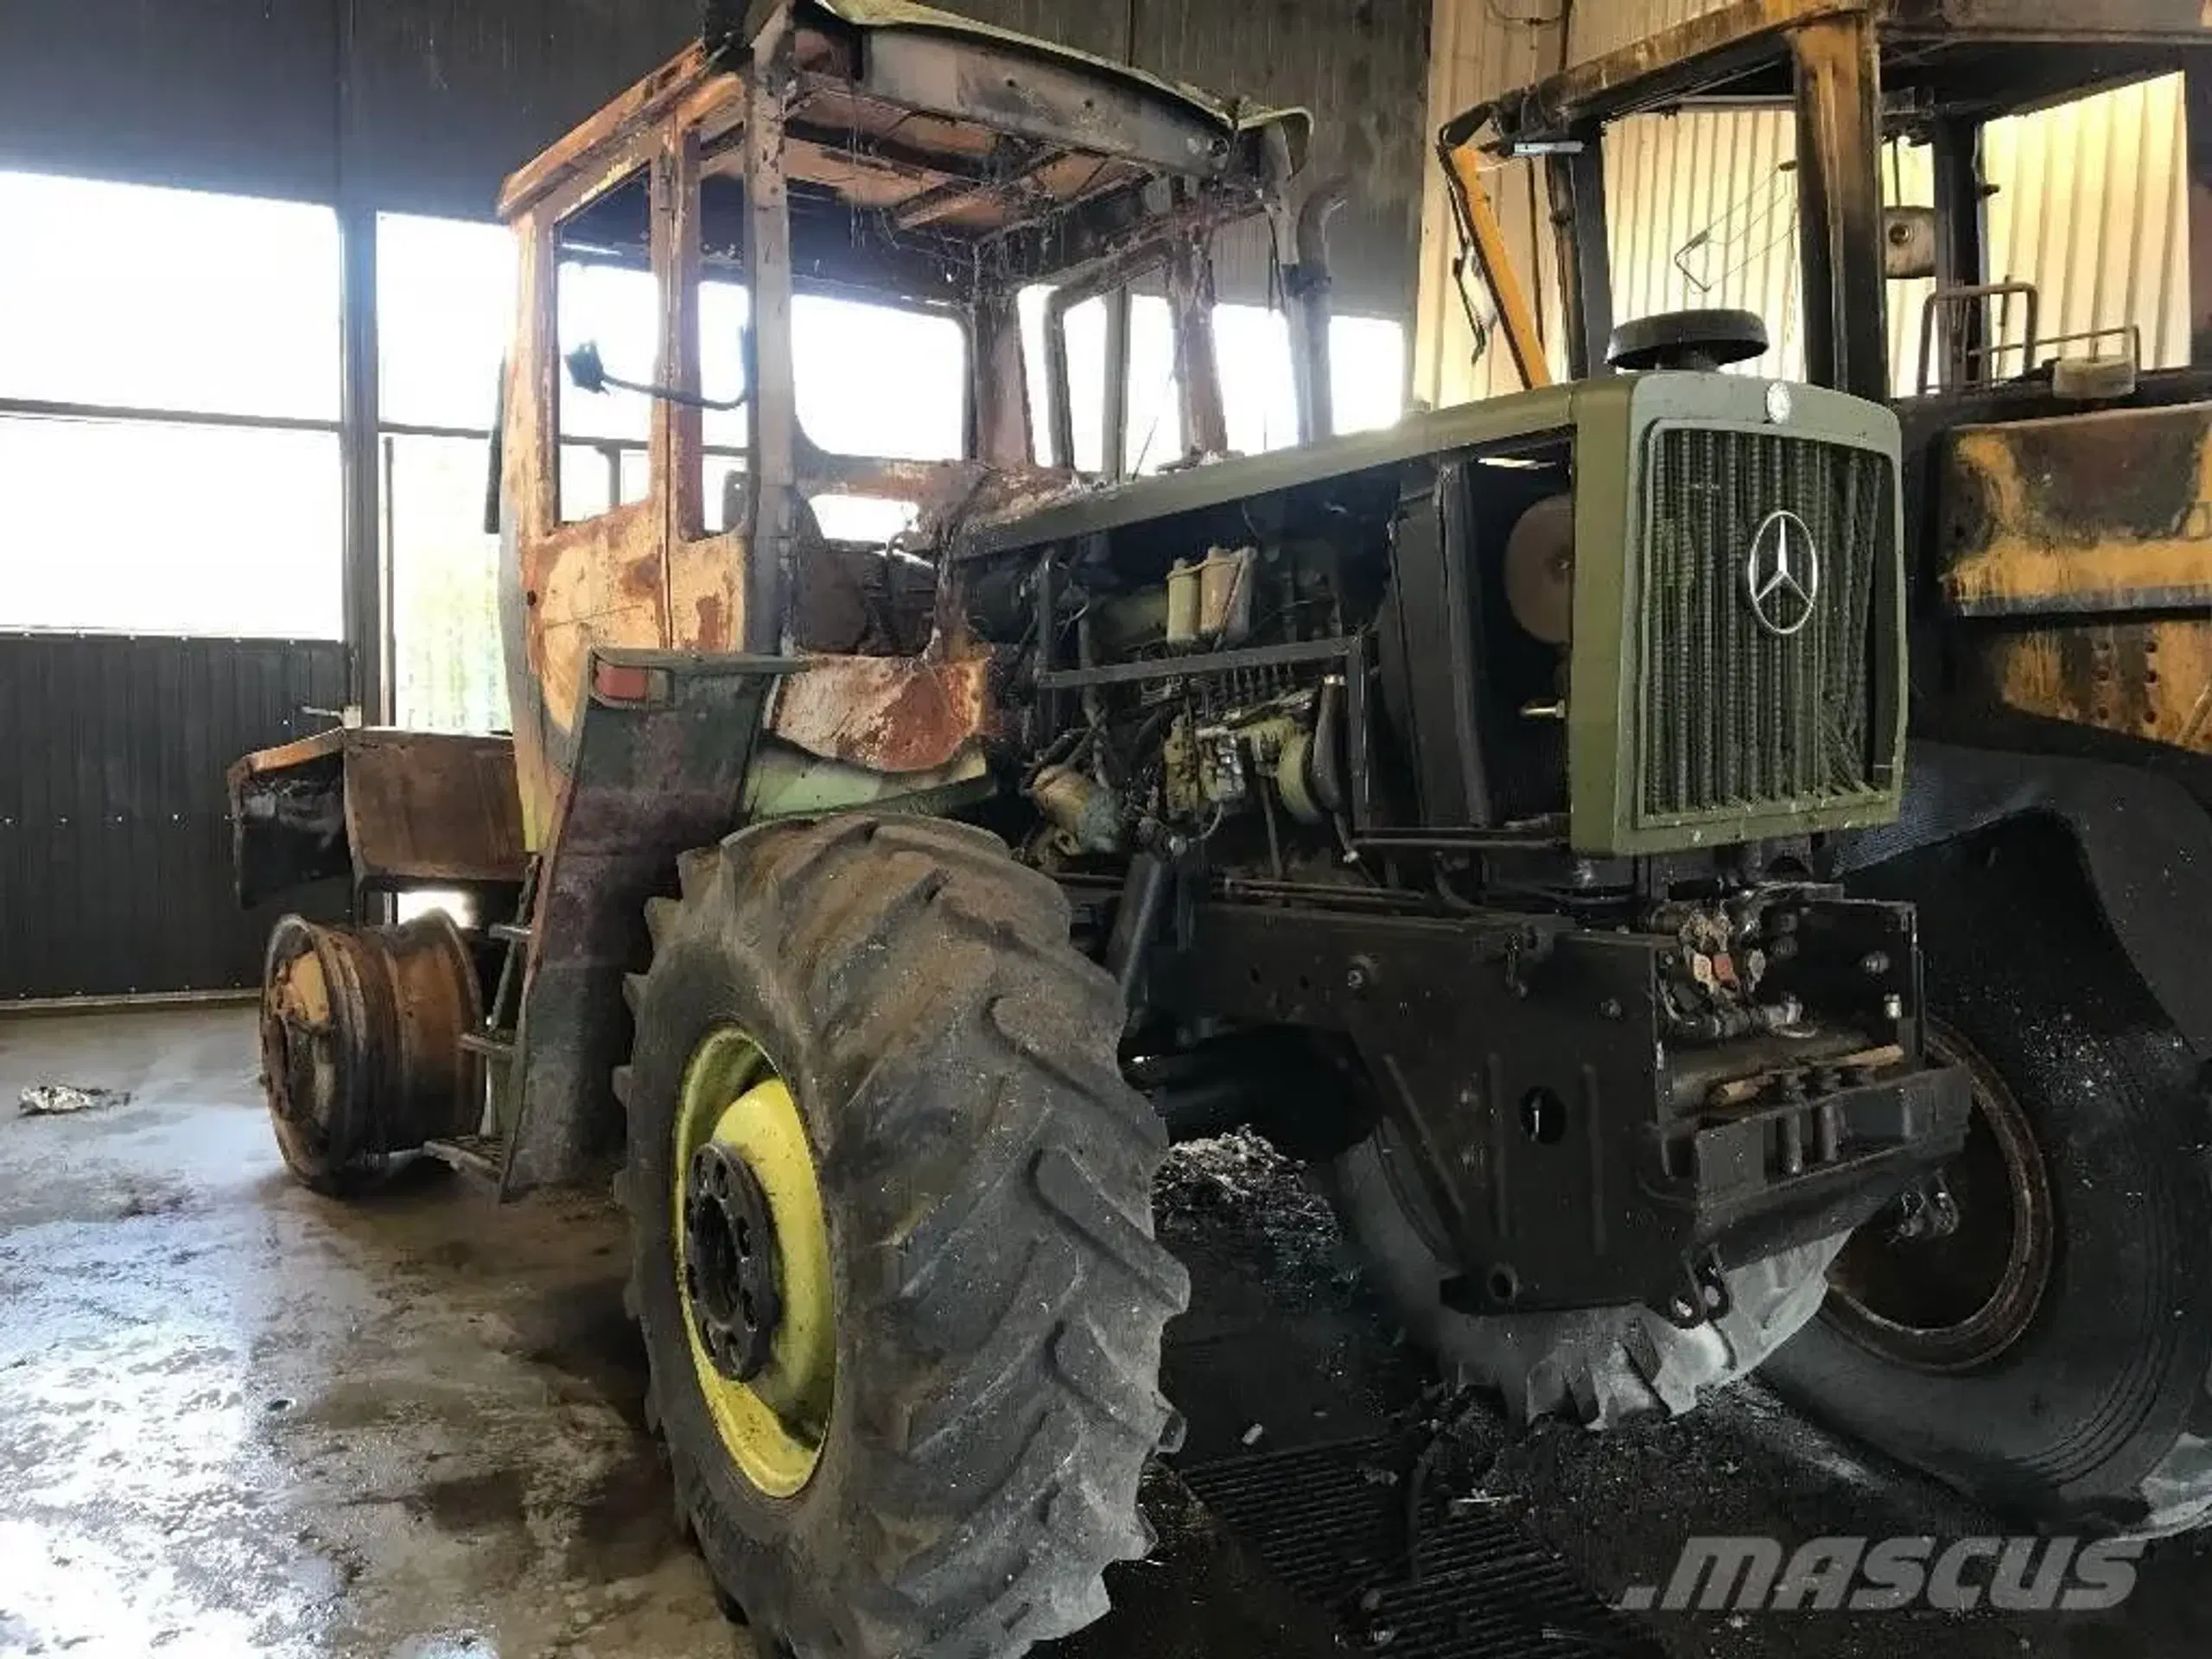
1154, 1129, 1357, 1310
18, 1082, 130, 1116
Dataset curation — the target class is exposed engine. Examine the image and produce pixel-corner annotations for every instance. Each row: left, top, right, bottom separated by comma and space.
1015, 535, 1358, 876
988, 492, 1825, 1060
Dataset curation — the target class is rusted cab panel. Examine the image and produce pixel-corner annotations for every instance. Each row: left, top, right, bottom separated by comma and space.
490, 1, 1303, 847
229, 728, 526, 906
769, 654, 991, 772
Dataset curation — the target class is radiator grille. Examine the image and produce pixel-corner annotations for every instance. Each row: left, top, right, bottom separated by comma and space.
1638, 427, 1891, 823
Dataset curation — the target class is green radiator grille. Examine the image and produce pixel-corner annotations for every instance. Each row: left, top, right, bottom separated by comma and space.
1638, 428, 1891, 823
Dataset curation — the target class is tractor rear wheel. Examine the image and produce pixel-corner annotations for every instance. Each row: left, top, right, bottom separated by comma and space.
1768, 820, 2212, 1536
617, 813, 1186, 1659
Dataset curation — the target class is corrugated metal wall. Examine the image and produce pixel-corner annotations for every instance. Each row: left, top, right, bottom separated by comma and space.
1568, 0, 1730, 59
1413, 0, 1569, 406
1976, 76, 2191, 376
0, 635, 349, 1001
1604, 108, 1807, 379
1415, 0, 2194, 407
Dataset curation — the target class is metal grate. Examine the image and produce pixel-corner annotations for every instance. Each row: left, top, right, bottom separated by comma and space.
1637, 428, 1891, 823
1181, 1438, 1658, 1659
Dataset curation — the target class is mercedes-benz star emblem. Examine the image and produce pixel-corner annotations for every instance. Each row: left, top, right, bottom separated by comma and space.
1743, 508, 1821, 638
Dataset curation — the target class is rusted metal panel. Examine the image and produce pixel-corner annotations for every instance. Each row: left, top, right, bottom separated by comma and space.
338, 732, 525, 886
1934, 398, 2212, 753
1882, 0, 2212, 36
229, 728, 524, 904
518, 499, 674, 799
1938, 404, 2212, 613
768, 654, 994, 772
1962, 621, 2212, 751
506, 648, 791, 1194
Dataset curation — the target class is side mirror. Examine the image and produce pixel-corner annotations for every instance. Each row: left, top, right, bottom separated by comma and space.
560, 337, 745, 412
565, 340, 609, 395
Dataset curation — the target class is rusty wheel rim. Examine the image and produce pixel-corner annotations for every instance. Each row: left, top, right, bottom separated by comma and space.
1821, 1021, 2055, 1373
260, 919, 356, 1173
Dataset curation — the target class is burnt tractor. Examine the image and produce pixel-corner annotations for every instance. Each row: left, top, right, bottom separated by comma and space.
1446, 0, 2212, 1537
232, 3, 1967, 1653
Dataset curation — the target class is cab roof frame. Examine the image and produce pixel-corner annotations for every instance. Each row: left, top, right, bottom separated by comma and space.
498, 0, 1310, 301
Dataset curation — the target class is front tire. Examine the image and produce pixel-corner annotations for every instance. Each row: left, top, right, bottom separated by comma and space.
1769, 820, 2212, 1535
618, 814, 1187, 1658
1323, 1119, 1844, 1427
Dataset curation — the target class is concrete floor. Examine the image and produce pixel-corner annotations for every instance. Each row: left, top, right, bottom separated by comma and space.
0, 1006, 733, 1659
4, 1005, 2209, 1659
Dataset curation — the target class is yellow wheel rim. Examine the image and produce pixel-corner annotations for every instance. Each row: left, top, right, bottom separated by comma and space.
673, 1027, 835, 1497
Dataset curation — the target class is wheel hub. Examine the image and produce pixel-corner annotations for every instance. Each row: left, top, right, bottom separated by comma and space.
1821, 1022, 2055, 1373
683, 1141, 784, 1382
672, 1027, 836, 1498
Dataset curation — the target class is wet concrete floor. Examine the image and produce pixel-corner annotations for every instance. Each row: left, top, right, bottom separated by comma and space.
4, 1006, 2210, 1659
0, 1006, 733, 1659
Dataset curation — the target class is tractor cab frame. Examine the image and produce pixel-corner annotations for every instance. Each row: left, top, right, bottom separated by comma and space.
1446, 0, 2212, 402
498, 0, 1322, 843
233, 0, 1327, 1196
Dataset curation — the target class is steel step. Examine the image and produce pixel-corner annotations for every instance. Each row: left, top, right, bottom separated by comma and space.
422, 1134, 506, 1182
487, 921, 531, 946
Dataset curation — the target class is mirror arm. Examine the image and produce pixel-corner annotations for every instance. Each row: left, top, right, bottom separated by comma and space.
564, 340, 747, 411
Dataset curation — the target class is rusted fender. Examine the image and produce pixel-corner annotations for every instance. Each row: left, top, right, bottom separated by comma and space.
768, 653, 994, 774
230, 728, 524, 906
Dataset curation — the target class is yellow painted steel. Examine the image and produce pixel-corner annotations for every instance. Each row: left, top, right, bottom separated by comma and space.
1941, 417, 2212, 616
1443, 142, 1554, 392
1973, 620, 2212, 753
674, 1027, 836, 1497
